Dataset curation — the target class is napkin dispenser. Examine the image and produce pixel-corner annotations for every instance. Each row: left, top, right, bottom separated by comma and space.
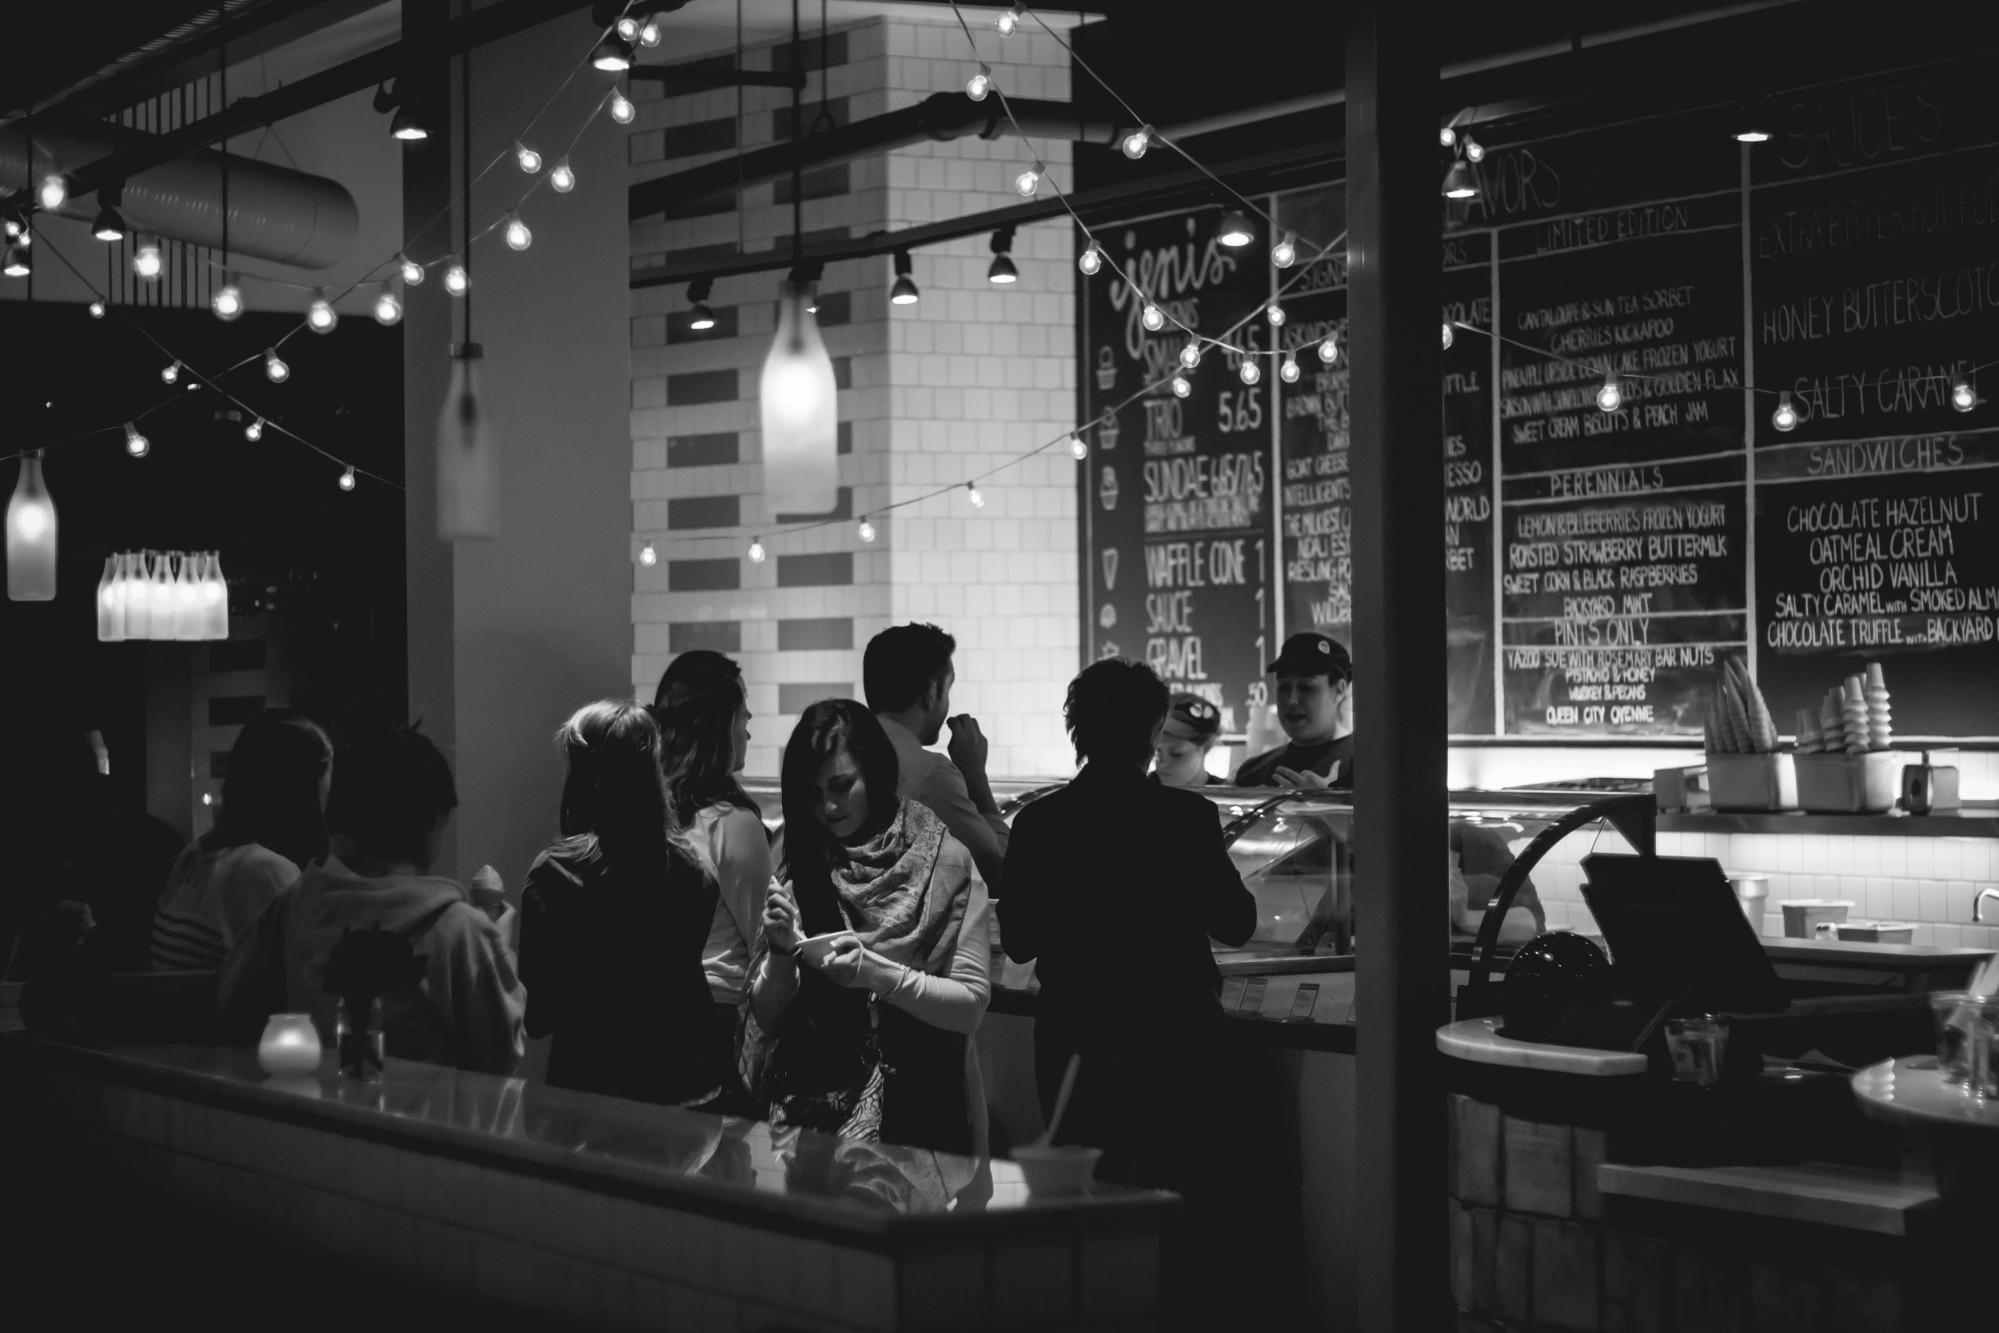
1898, 750, 1961, 815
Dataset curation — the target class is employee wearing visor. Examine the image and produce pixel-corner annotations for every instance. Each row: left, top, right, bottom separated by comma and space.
1234, 632, 1355, 789
1150, 692, 1223, 789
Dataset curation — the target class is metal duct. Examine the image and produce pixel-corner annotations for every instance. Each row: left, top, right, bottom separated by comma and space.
2, 120, 359, 270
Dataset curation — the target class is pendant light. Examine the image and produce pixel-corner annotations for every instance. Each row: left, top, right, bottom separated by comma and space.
438, 5, 498, 540
199, 552, 230, 640
123, 553, 153, 639
96, 555, 125, 641
6, 451, 57, 601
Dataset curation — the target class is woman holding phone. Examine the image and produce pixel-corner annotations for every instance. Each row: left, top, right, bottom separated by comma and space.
742, 699, 991, 1155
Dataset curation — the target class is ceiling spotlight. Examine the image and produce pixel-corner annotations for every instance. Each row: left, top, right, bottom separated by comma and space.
37, 174, 68, 211
373, 283, 403, 325
987, 226, 1018, 284
307, 288, 338, 333
213, 276, 244, 321
890, 249, 919, 305
1215, 209, 1255, 248
133, 237, 162, 279
550, 157, 576, 192
514, 141, 542, 174
264, 348, 290, 383
1121, 125, 1152, 160
92, 194, 127, 242
687, 277, 717, 329
966, 63, 993, 101
1078, 241, 1103, 276
375, 80, 432, 141
1442, 159, 1478, 199
593, 35, 635, 72
609, 88, 636, 124
1271, 230, 1297, 268
1, 245, 28, 278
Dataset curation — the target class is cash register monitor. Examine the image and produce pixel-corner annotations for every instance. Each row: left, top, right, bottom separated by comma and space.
1581, 853, 1787, 1018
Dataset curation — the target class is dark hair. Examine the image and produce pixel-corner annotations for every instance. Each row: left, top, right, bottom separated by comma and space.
1064, 658, 1170, 767
862, 623, 955, 715
653, 653, 759, 824
205, 708, 333, 870
325, 724, 458, 867
555, 699, 673, 881
778, 700, 901, 932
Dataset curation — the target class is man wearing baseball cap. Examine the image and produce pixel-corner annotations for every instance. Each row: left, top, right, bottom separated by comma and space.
1234, 632, 1355, 789
1151, 692, 1223, 789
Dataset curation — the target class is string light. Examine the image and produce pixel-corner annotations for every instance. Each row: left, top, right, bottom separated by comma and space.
124, 423, 149, 457
244, 417, 264, 442
965, 482, 985, 509
550, 157, 575, 192
1239, 359, 1261, 385
1141, 301, 1165, 332
1771, 391, 1797, 431
444, 261, 469, 296
966, 64, 993, 101
1078, 242, 1102, 276
857, 518, 877, 543
1281, 353, 1300, 383
1442, 321, 1454, 349
1462, 136, 1486, 163
212, 277, 243, 321
504, 214, 533, 251
608, 88, 636, 124
161, 360, 182, 385
1439, 126, 1458, 148
134, 238, 162, 279
1267, 304, 1286, 328
1596, 370, 1622, 413
307, 288, 338, 333
996, 3, 1024, 36
88, 300, 105, 318
1179, 337, 1203, 369
373, 283, 404, 325
339, 467, 357, 492
615, 14, 640, 40
1319, 335, 1339, 364
1014, 165, 1043, 198
514, 141, 542, 174
639, 16, 662, 46
37, 174, 68, 211
1272, 231, 1297, 268
399, 253, 424, 285
1068, 435, 1088, 461
1, 212, 19, 239
1121, 125, 1152, 160
264, 348, 290, 383
639, 542, 657, 566
747, 537, 767, 563
1953, 375, 1978, 412
1171, 374, 1191, 398
1215, 210, 1254, 248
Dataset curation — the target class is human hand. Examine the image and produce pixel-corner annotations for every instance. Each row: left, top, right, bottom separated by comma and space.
946, 714, 990, 779
762, 885, 802, 954
1274, 765, 1334, 790
818, 933, 867, 988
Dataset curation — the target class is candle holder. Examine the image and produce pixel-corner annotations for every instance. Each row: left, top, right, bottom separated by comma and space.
256, 1013, 322, 1075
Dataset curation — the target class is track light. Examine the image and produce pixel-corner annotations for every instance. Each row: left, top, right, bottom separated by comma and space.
92, 189, 127, 242
1215, 209, 1254, 248
890, 249, 919, 305
988, 227, 1018, 284
1, 245, 27, 278
1442, 159, 1478, 199
375, 81, 431, 141
593, 35, 634, 71
687, 277, 717, 329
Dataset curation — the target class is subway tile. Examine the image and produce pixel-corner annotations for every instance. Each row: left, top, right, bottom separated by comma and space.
1920, 881, 1949, 923
1906, 840, 1937, 877
1948, 882, 1978, 925
1934, 841, 1964, 879
1879, 837, 1908, 876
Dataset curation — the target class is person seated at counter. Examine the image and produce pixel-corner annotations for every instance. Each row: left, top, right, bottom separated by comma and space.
1150, 692, 1223, 789
218, 725, 527, 1075
520, 700, 730, 1108
1000, 657, 1256, 1191
863, 623, 1009, 895
1235, 632, 1355, 789
741, 700, 993, 1156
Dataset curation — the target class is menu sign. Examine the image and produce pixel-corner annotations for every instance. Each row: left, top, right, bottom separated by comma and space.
1080, 210, 1275, 735
1442, 233, 1497, 733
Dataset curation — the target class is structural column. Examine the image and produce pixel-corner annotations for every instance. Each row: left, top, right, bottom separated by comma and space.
1348, 0, 1448, 1328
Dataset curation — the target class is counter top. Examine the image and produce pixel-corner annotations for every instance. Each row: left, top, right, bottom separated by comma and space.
1660, 804, 1999, 838
2, 1036, 1173, 1242
1595, 1160, 1939, 1236
1435, 1016, 1648, 1077
1852, 1056, 1999, 1134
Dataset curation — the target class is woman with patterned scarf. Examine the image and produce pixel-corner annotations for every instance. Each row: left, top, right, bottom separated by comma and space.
741, 700, 992, 1155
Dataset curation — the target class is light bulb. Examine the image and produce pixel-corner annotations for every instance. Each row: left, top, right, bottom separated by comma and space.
1068, 435, 1087, 461
399, 253, 424, 285
1180, 338, 1202, 369
1463, 136, 1486, 163
996, 3, 1023, 36
1141, 302, 1165, 332
1171, 374, 1191, 398
161, 360, 182, 385
1121, 126, 1152, 160
307, 289, 338, 333
1078, 243, 1102, 276
245, 417, 264, 442
373, 284, 403, 325
514, 141, 541, 174
1772, 392, 1797, 432
857, 519, 877, 543
88, 300, 105, 319
1439, 126, 1458, 148
747, 537, 767, 563
504, 215, 532, 251
1442, 321, 1454, 349
1014, 167, 1042, 198
1953, 376, 1977, 412
1271, 231, 1297, 268
1596, 371, 1621, 413
37, 174, 67, 211
965, 483, 985, 509
1239, 359, 1262, 385
212, 280, 243, 321
1281, 354, 1300, 384
638, 542, 657, 566
615, 14, 639, 40
639, 17, 661, 46
124, 423, 149, 457
2, 215, 17, 239
444, 262, 468, 296
1319, 335, 1339, 364
134, 240, 162, 279
550, 157, 575, 193
1267, 304, 1286, 328
339, 467, 357, 492
609, 89, 636, 124
967, 65, 993, 101
265, 349, 290, 383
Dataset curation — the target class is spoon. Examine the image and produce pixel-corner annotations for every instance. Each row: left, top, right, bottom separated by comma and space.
1030, 1053, 1082, 1149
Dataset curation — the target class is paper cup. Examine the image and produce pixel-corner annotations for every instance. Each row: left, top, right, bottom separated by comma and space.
797, 932, 845, 971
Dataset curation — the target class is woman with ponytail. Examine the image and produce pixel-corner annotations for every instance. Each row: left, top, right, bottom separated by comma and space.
519, 699, 728, 1106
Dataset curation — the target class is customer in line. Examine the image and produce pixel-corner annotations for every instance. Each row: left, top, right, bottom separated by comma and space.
1150, 692, 1225, 789
742, 700, 992, 1155
1235, 632, 1356, 788
219, 724, 526, 1074
151, 709, 333, 973
519, 699, 729, 1107
1001, 658, 1255, 1190
863, 623, 1009, 895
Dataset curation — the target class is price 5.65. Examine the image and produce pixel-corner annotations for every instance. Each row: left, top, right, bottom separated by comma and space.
1218, 387, 1264, 434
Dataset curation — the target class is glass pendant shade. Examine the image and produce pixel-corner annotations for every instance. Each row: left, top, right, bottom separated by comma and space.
437, 345, 499, 540
199, 552, 229, 640
149, 552, 177, 637
121, 553, 152, 639
172, 552, 203, 640
759, 282, 839, 516
96, 555, 125, 641
6, 452, 57, 601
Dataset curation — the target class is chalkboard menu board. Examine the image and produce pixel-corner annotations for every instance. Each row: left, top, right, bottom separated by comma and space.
1078, 58, 1999, 739
1079, 210, 1276, 736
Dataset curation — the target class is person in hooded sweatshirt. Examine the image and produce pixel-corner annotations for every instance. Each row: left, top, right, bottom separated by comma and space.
218, 725, 526, 1075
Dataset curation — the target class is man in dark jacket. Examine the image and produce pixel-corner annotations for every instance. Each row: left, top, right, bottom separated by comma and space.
1000, 658, 1256, 1191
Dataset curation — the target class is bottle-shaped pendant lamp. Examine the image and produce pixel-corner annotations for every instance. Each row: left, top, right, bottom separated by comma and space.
123, 552, 152, 639
438, 343, 499, 539
199, 552, 229, 641
6, 450, 57, 601
760, 281, 839, 516
173, 551, 202, 640
96, 554, 125, 641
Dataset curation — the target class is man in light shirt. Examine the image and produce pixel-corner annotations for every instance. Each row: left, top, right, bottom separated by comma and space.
863, 623, 1010, 896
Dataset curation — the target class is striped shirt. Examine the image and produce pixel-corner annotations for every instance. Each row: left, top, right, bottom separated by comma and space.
150, 842, 300, 972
